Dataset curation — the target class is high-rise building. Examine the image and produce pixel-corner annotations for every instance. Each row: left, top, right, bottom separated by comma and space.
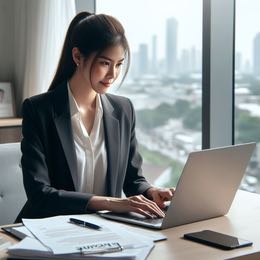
128, 52, 139, 79
253, 32, 260, 76
191, 46, 201, 73
151, 35, 157, 74
166, 17, 178, 76
138, 43, 149, 77
179, 49, 190, 74
179, 47, 201, 74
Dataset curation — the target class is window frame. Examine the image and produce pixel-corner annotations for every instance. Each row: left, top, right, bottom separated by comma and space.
202, 0, 235, 149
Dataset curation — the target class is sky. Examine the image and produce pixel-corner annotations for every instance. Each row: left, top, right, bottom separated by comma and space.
97, 0, 260, 65
97, 0, 202, 60
236, 0, 260, 63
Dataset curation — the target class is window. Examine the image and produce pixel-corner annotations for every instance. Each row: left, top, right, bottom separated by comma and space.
235, 0, 260, 193
97, 0, 202, 187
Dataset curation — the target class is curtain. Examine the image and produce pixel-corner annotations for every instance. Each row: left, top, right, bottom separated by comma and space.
14, 0, 75, 113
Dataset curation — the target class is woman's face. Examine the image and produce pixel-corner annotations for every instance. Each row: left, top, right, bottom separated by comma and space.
82, 45, 125, 94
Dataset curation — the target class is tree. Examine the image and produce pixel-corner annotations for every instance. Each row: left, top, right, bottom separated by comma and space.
172, 100, 190, 118
236, 113, 260, 143
183, 106, 202, 130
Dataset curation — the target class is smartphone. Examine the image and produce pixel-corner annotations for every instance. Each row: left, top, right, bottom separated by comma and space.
183, 230, 253, 250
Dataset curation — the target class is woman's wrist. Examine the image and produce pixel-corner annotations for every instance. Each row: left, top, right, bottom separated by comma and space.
145, 187, 156, 199
88, 196, 124, 211
87, 196, 110, 211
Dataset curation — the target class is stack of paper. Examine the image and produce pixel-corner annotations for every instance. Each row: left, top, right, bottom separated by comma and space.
8, 237, 153, 260
7, 215, 154, 260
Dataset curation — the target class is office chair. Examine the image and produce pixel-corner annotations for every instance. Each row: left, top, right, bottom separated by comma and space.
0, 142, 26, 225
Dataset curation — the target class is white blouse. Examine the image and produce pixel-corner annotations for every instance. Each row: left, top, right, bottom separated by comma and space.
67, 83, 107, 195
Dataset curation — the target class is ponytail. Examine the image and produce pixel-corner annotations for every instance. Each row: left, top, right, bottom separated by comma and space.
48, 12, 92, 91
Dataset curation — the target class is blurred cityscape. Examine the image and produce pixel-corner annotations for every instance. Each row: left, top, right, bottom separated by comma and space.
112, 17, 260, 193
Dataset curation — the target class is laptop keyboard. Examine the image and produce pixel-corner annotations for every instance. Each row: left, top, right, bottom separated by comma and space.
100, 210, 166, 226
138, 217, 163, 224
117, 212, 163, 224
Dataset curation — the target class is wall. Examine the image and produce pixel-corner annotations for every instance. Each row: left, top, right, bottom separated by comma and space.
76, 0, 95, 13
0, 0, 14, 83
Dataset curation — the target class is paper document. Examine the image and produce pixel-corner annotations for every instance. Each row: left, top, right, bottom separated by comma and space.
13, 226, 34, 238
22, 215, 146, 255
8, 231, 154, 260
117, 224, 167, 242
2, 225, 34, 240
14, 214, 154, 259
8, 236, 154, 259
76, 213, 167, 242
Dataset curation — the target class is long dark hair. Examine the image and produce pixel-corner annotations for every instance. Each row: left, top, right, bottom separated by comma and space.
48, 12, 130, 91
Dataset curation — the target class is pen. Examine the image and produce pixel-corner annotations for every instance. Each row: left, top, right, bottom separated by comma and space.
69, 218, 102, 230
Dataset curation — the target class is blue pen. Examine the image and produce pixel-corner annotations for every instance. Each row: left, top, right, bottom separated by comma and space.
69, 218, 102, 230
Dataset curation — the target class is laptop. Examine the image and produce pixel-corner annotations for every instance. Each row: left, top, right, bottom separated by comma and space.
99, 143, 256, 229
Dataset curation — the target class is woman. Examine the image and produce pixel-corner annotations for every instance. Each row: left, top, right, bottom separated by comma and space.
16, 12, 174, 222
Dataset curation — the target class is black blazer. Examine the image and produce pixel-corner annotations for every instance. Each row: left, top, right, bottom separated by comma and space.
16, 82, 151, 222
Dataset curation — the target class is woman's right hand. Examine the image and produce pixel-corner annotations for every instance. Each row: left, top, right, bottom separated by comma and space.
88, 195, 165, 218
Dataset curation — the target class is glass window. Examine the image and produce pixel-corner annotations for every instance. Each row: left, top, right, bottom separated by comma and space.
235, 0, 260, 193
96, 0, 202, 187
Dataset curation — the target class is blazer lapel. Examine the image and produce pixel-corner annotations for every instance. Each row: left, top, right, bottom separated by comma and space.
52, 83, 77, 186
101, 95, 120, 196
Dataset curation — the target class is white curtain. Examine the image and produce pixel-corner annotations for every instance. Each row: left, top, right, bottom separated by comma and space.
14, 0, 76, 106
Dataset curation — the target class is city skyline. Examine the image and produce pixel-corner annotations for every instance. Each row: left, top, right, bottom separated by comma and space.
122, 15, 260, 77
97, 0, 260, 72
97, 0, 202, 60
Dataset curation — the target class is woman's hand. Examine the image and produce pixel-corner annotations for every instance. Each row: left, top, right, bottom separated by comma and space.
88, 195, 165, 218
146, 187, 175, 209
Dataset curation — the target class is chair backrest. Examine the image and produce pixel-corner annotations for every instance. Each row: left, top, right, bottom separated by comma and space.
0, 142, 26, 225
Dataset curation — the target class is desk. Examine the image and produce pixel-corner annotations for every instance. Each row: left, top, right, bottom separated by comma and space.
0, 118, 22, 143
1, 190, 260, 260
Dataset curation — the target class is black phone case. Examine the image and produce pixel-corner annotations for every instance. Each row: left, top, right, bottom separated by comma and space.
183, 230, 253, 250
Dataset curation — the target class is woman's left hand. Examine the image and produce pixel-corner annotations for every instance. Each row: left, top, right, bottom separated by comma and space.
146, 187, 175, 209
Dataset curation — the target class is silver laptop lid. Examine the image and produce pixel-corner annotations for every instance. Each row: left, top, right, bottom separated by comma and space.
161, 142, 256, 229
